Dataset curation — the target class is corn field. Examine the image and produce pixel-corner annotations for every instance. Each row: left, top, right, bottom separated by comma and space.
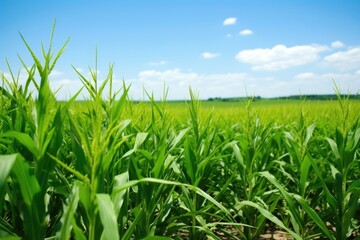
1, 26, 359, 240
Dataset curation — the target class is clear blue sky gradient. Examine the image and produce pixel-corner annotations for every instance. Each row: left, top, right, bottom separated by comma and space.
1, 0, 360, 100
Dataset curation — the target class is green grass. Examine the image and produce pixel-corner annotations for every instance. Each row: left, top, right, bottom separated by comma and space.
1, 24, 359, 240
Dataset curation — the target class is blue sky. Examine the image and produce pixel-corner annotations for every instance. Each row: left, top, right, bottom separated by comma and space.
1, 0, 360, 100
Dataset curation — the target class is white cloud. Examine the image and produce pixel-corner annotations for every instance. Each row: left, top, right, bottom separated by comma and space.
138, 69, 198, 82
3, 65, 360, 100
226, 34, 232, 38
295, 72, 315, 79
324, 47, 360, 70
1, 72, 11, 80
202, 52, 220, 59
239, 29, 253, 36
134, 68, 250, 99
148, 60, 167, 66
2, 68, 35, 84
49, 69, 63, 78
236, 44, 329, 71
116, 69, 360, 100
331, 41, 345, 48
223, 17, 237, 26
292, 72, 360, 95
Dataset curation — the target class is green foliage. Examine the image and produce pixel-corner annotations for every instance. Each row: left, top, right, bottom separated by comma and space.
1, 25, 359, 240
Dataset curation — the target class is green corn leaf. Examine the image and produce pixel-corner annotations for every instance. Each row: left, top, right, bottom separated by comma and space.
19, 33, 43, 73
49, 36, 70, 73
351, 127, 360, 151
300, 155, 311, 196
97, 194, 120, 240
259, 171, 303, 229
304, 123, 316, 146
0, 155, 17, 221
49, 154, 90, 185
71, 218, 87, 240
229, 141, 246, 178
0, 154, 17, 189
56, 183, 80, 240
0, 216, 18, 238
327, 138, 341, 160
343, 191, 360, 238
72, 66, 96, 100
68, 117, 91, 176
11, 154, 44, 239
136, 149, 152, 161
184, 138, 196, 184
308, 156, 337, 211
344, 128, 360, 168
78, 181, 92, 221
239, 200, 302, 240
98, 68, 112, 98
169, 127, 190, 152
110, 82, 129, 121
293, 194, 335, 240
122, 206, 142, 240
0, 236, 21, 240
152, 144, 167, 178
39, 127, 55, 158
140, 236, 173, 240
1, 131, 38, 156
111, 177, 231, 216
347, 179, 360, 193
134, 132, 148, 150
112, 172, 129, 217
331, 165, 343, 204
122, 149, 135, 159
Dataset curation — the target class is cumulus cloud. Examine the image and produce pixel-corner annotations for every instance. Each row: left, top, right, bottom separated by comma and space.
223, 17, 237, 26
324, 47, 360, 70
49, 69, 63, 78
239, 29, 253, 36
1, 72, 12, 82
295, 72, 315, 79
331, 41, 345, 48
236, 44, 329, 71
134, 68, 250, 99
293, 72, 360, 95
202, 52, 221, 59
53, 69, 360, 100
138, 69, 198, 83
137, 69, 246, 88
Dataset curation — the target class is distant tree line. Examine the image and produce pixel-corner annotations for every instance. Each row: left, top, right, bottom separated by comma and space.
207, 94, 360, 102
207, 96, 261, 102
275, 94, 360, 100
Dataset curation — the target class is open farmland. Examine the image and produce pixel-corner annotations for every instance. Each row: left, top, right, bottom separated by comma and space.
1, 32, 360, 240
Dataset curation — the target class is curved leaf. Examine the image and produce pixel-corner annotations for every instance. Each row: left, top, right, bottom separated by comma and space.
97, 194, 119, 240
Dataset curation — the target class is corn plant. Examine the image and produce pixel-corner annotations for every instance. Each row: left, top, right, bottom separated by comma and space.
310, 92, 360, 239
261, 93, 360, 239
0, 21, 75, 239
223, 98, 301, 239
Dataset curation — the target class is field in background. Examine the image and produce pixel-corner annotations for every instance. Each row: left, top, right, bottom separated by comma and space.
72, 98, 360, 126
104, 99, 360, 129
1, 27, 359, 240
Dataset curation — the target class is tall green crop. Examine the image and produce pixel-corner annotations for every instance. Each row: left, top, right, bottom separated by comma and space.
1, 23, 359, 240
